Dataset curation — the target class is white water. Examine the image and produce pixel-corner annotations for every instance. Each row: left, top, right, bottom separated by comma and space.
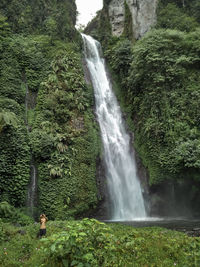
82, 34, 146, 220
27, 163, 37, 214
24, 82, 29, 130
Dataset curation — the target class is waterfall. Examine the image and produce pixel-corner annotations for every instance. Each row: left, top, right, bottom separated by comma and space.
27, 159, 37, 215
24, 76, 37, 216
25, 83, 28, 127
82, 34, 146, 220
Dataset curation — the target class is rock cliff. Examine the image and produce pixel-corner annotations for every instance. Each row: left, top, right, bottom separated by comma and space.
108, 0, 158, 39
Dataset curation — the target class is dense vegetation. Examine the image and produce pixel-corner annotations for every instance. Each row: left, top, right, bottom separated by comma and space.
0, 218, 200, 266
157, 1, 199, 31
31, 47, 100, 219
0, 0, 100, 220
126, 29, 200, 184
0, 0, 79, 41
1, 0, 200, 266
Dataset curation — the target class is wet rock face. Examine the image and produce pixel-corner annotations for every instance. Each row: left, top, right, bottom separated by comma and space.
108, 0, 158, 39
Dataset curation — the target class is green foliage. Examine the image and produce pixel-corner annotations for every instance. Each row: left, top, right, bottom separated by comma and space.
0, 34, 54, 209
0, 35, 34, 207
0, 131, 30, 205
0, 219, 5, 244
45, 17, 57, 42
0, 21, 100, 218
105, 38, 132, 80
0, 1, 85, 215
39, 219, 114, 266
175, 139, 200, 168
0, 112, 30, 205
29, 47, 100, 219
157, 3, 199, 32
0, 97, 23, 116
0, 40, 25, 104
0, 0, 80, 42
32, 219, 200, 266
0, 202, 33, 225
0, 219, 200, 266
0, 110, 18, 132
190, 1, 200, 23
0, 34, 52, 104
125, 29, 200, 184
0, 222, 40, 265
0, 12, 10, 37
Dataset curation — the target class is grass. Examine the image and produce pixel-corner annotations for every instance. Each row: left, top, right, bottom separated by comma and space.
0, 219, 200, 266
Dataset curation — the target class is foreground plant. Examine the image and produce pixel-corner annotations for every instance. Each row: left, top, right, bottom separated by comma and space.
32, 219, 200, 267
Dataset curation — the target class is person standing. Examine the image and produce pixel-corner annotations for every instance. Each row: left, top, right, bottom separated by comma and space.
39, 214, 47, 238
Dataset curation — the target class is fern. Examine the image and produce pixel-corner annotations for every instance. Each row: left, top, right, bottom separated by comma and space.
0, 111, 18, 132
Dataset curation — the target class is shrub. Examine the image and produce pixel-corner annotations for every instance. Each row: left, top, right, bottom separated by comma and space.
125, 29, 200, 184
0, 202, 33, 226
105, 38, 132, 80
33, 219, 200, 267
157, 3, 199, 32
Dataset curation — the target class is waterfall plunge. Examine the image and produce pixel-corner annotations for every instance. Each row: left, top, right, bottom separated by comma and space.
82, 34, 146, 220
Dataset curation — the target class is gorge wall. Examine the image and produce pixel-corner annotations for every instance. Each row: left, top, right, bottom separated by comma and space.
108, 0, 158, 39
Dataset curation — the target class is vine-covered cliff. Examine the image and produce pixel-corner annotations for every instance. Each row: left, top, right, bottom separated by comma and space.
0, 0, 100, 220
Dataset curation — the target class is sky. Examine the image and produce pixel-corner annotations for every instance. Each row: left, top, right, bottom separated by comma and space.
76, 0, 103, 27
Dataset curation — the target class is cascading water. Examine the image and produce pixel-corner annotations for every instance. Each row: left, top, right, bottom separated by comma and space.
27, 159, 37, 215
82, 34, 146, 220
25, 83, 28, 128
24, 78, 37, 216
